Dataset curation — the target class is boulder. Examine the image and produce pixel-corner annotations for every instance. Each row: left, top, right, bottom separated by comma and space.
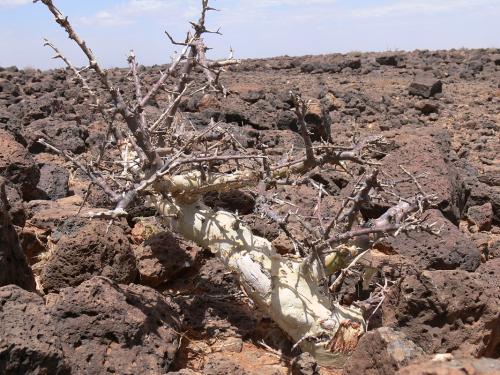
36, 163, 70, 200
397, 357, 500, 375
291, 352, 320, 375
22, 118, 87, 154
0, 277, 181, 375
409, 75, 442, 98
40, 218, 137, 292
374, 132, 466, 223
47, 277, 180, 374
376, 55, 402, 67
0, 285, 70, 375
382, 270, 500, 358
133, 231, 200, 287
375, 209, 481, 272
467, 202, 493, 231
0, 129, 40, 200
343, 327, 424, 375
0, 177, 36, 291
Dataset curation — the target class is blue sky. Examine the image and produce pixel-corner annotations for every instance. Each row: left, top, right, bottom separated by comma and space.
1, 0, 499, 69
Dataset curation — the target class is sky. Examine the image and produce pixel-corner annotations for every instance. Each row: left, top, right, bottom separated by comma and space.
0, 0, 499, 69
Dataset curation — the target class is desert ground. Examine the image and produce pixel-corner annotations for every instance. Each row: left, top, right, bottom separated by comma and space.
1, 48, 499, 374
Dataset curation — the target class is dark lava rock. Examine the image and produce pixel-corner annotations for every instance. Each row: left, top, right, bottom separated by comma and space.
22, 118, 87, 154
0, 277, 181, 375
0, 285, 70, 375
397, 357, 500, 375
467, 202, 493, 231
0, 178, 36, 291
204, 189, 256, 214
375, 209, 481, 272
382, 269, 500, 358
292, 352, 320, 375
376, 55, 402, 67
36, 163, 70, 200
409, 75, 442, 98
376, 131, 466, 223
133, 231, 201, 287
4, 183, 26, 226
40, 218, 137, 292
203, 357, 249, 375
0, 129, 40, 200
277, 110, 298, 131
47, 277, 180, 374
343, 327, 424, 375
414, 100, 439, 115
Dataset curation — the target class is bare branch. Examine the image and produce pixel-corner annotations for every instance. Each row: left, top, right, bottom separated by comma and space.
37, 138, 121, 203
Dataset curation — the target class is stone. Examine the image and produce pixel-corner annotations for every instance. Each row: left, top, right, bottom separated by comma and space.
202, 357, 249, 375
40, 218, 138, 292
304, 98, 331, 141
343, 327, 424, 375
376, 55, 402, 66
0, 129, 40, 200
133, 231, 200, 287
409, 75, 442, 98
375, 209, 481, 272
0, 285, 70, 374
397, 357, 500, 375
414, 100, 439, 115
0, 178, 36, 291
374, 131, 466, 223
467, 202, 493, 231
47, 277, 180, 374
0, 277, 181, 375
382, 270, 500, 358
277, 110, 298, 131
22, 118, 87, 154
291, 352, 320, 375
36, 163, 70, 200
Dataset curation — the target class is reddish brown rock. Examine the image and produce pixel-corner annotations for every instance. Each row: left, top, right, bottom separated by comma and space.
36, 163, 69, 200
375, 209, 481, 271
467, 202, 493, 231
40, 218, 137, 292
22, 118, 87, 154
133, 231, 201, 287
376, 131, 465, 223
396, 357, 500, 375
408, 75, 442, 98
343, 327, 424, 375
0, 177, 35, 291
382, 270, 499, 358
47, 277, 180, 374
0, 129, 40, 200
0, 277, 181, 375
0, 285, 70, 375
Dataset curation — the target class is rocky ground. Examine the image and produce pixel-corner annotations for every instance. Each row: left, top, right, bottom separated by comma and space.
0, 48, 499, 374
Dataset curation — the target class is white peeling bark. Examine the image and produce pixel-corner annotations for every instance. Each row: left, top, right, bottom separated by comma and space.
151, 195, 365, 367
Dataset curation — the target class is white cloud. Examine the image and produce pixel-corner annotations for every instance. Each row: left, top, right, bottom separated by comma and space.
79, 0, 190, 27
350, 0, 499, 18
253, 0, 335, 6
0, 0, 31, 8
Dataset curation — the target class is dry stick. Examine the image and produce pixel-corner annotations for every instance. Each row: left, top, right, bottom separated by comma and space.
291, 92, 315, 167
329, 249, 370, 292
139, 37, 192, 110
323, 169, 380, 239
37, 0, 161, 169
149, 83, 192, 132
195, 38, 226, 94
37, 138, 121, 203
145, 0, 215, 129
127, 50, 148, 164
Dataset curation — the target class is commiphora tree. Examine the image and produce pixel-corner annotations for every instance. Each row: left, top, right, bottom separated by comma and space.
35, 0, 434, 367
